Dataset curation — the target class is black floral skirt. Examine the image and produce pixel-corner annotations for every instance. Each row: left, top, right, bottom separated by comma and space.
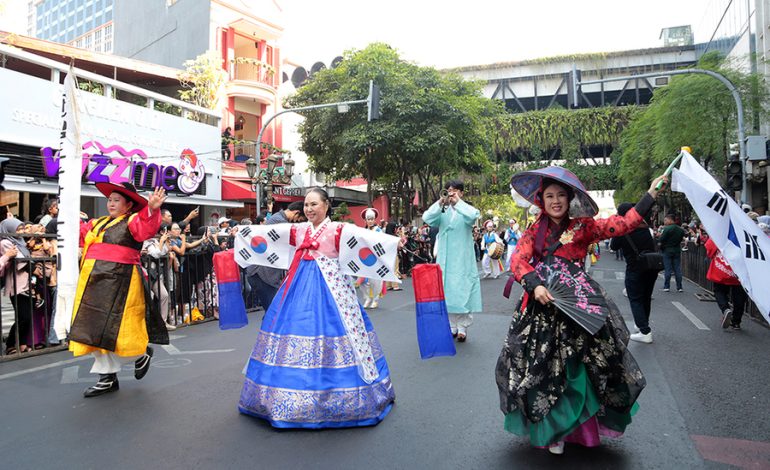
495, 289, 645, 444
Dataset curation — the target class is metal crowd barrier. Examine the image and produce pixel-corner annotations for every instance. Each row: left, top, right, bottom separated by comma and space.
1, 233, 253, 362
681, 241, 767, 327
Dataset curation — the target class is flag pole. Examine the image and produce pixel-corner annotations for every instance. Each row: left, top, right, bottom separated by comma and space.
656, 146, 690, 191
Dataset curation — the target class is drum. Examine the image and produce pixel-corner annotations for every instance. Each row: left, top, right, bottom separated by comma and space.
488, 242, 504, 259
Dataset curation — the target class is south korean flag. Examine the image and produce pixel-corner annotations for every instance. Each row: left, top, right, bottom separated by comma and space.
339, 225, 401, 283
233, 224, 293, 270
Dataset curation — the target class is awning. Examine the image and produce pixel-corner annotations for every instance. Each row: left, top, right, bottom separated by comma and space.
222, 178, 255, 201
221, 178, 304, 203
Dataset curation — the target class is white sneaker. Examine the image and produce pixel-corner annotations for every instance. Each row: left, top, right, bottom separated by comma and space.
622, 288, 628, 297
548, 441, 565, 455
630, 331, 653, 344
165, 323, 177, 331
363, 297, 372, 308
482, 272, 490, 279
370, 300, 379, 309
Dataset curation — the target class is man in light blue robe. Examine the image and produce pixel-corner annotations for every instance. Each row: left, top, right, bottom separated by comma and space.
423, 180, 482, 342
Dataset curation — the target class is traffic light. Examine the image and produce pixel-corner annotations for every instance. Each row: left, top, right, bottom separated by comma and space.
726, 143, 742, 191
367, 80, 380, 121
567, 66, 581, 108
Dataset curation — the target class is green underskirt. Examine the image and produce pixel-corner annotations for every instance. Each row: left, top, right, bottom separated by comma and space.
504, 360, 638, 447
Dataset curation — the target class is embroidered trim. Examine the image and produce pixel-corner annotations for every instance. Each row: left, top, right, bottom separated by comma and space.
314, 255, 379, 384
250, 330, 385, 369
239, 376, 395, 423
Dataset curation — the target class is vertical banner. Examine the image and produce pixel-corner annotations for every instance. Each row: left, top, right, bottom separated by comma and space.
53, 66, 83, 339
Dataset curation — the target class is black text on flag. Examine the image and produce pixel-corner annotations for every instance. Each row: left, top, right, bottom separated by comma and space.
347, 260, 360, 273
373, 243, 385, 257
706, 191, 728, 217
239, 227, 252, 238
376, 265, 390, 277
346, 237, 358, 249
744, 232, 766, 260
238, 248, 252, 260
267, 229, 280, 242
267, 253, 279, 264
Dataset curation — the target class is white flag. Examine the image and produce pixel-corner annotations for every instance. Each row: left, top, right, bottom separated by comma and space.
338, 225, 401, 283
54, 66, 83, 339
233, 224, 293, 270
672, 150, 770, 324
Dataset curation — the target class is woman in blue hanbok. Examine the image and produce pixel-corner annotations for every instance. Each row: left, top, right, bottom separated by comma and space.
238, 188, 395, 428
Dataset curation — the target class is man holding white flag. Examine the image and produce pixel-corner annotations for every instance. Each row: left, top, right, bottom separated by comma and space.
671, 150, 770, 326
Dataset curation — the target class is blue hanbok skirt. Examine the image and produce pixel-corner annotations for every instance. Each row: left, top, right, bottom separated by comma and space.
238, 258, 396, 428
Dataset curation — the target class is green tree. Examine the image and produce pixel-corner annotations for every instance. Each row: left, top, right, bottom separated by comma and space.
615, 51, 769, 206
285, 43, 503, 220
178, 50, 226, 121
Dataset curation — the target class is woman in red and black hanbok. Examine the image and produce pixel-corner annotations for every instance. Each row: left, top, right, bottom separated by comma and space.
495, 167, 666, 454
69, 183, 168, 397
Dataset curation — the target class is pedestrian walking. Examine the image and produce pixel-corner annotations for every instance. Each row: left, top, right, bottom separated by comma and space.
659, 213, 685, 292
68, 183, 167, 398
503, 219, 520, 271
481, 220, 504, 279
357, 208, 386, 308
422, 180, 482, 342
705, 238, 746, 330
238, 188, 395, 428
610, 203, 659, 343
497, 167, 666, 455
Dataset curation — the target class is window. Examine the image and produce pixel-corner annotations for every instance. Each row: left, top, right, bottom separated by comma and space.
84, 33, 93, 50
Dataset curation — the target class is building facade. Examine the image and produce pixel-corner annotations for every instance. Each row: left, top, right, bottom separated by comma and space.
0, 37, 237, 224
28, 0, 114, 53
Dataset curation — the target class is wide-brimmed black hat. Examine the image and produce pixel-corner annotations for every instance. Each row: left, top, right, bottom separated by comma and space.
95, 182, 148, 212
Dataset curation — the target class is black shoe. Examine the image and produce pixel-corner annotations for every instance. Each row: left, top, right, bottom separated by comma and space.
84, 374, 119, 398
134, 346, 154, 380
730, 324, 742, 331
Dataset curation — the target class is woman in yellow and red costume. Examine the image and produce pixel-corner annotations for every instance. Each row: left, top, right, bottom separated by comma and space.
70, 182, 168, 398
496, 167, 666, 454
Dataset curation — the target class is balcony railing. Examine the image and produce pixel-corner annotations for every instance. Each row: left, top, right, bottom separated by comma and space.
232, 58, 276, 87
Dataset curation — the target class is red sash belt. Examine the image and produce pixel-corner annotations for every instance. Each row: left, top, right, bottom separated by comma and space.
85, 243, 141, 265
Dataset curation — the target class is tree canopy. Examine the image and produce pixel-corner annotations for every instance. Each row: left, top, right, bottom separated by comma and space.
285, 43, 504, 217
614, 51, 769, 205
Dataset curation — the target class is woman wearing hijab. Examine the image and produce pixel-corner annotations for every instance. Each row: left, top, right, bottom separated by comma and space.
69, 183, 167, 398
496, 167, 666, 454
0, 218, 36, 354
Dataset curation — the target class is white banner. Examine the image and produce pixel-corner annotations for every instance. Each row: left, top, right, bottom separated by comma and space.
672, 151, 770, 324
233, 224, 293, 270
338, 225, 401, 283
53, 67, 82, 339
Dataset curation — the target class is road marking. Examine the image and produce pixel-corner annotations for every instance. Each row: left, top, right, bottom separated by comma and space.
0, 356, 89, 381
672, 301, 710, 330
160, 344, 235, 355
615, 272, 625, 280
592, 271, 604, 280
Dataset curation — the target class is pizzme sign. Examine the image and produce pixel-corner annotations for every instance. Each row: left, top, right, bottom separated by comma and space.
41, 141, 206, 194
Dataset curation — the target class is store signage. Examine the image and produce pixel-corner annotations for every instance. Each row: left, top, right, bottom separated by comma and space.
41, 141, 206, 193
0, 66, 222, 200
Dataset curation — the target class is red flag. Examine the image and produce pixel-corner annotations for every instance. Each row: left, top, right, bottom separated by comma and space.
412, 190, 420, 206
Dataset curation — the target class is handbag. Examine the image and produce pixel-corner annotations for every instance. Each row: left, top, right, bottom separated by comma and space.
624, 233, 664, 272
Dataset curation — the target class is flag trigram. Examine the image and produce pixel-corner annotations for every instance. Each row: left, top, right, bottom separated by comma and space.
347, 260, 360, 273
267, 229, 280, 242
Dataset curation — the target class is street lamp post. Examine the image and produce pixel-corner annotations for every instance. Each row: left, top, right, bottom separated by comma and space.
244, 151, 295, 217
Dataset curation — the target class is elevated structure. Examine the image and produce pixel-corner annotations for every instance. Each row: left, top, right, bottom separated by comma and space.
451, 45, 698, 112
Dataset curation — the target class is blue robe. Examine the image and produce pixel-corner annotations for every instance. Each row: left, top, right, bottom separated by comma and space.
423, 199, 482, 314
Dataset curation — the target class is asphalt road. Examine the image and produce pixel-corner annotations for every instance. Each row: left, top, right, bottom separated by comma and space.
1, 256, 768, 469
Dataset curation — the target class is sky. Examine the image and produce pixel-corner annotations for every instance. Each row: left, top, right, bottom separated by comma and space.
0, 0, 715, 69
279, 0, 715, 69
